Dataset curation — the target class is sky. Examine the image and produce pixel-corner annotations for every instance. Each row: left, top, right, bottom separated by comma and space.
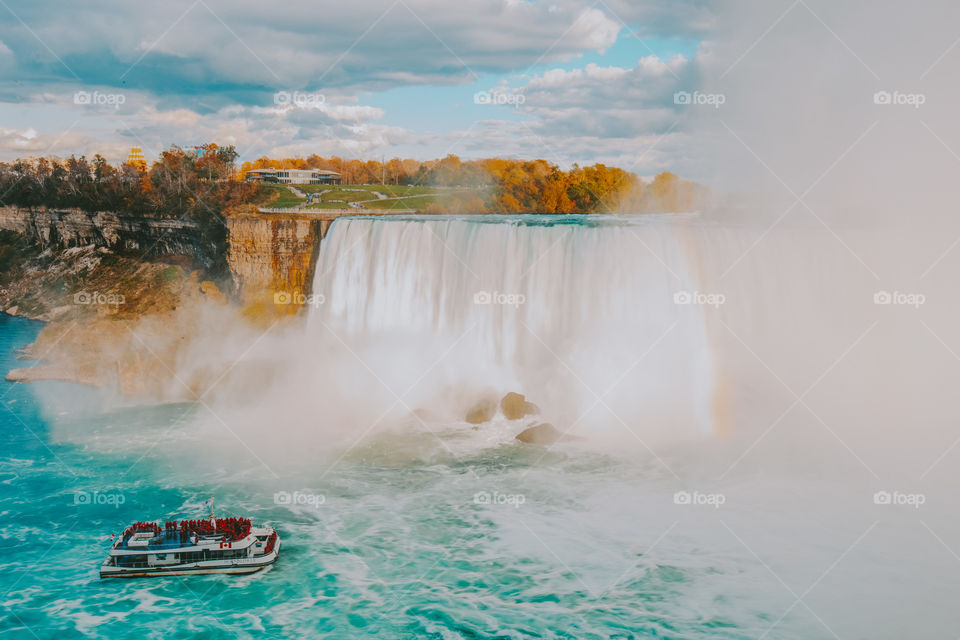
0, 0, 716, 177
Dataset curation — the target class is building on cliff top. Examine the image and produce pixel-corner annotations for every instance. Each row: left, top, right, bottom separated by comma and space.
245, 168, 341, 185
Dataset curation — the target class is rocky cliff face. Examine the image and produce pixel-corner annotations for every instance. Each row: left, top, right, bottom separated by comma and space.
226, 214, 325, 316
1, 208, 330, 396
5, 271, 230, 397
0, 206, 216, 266
0, 207, 332, 316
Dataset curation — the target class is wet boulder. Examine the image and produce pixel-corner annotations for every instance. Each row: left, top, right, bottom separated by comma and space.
500, 392, 539, 420
465, 398, 498, 424
516, 423, 563, 445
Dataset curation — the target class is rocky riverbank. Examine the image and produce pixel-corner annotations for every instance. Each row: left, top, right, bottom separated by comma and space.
0, 207, 329, 397
0, 242, 231, 394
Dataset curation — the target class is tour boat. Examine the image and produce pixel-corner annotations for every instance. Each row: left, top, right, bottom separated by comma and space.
100, 512, 280, 578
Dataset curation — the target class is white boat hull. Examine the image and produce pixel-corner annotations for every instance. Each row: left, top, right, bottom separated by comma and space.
100, 539, 280, 579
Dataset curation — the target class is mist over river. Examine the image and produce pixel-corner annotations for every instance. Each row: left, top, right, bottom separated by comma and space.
2, 214, 959, 638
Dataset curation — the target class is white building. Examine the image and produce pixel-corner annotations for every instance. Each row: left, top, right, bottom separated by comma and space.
245, 168, 341, 185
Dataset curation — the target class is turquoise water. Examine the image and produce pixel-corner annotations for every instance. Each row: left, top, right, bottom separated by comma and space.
0, 314, 845, 639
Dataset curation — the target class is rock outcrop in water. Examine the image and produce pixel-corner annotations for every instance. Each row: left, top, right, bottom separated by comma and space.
500, 392, 539, 420
465, 398, 498, 424
515, 423, 564, 445
465, 392, 541, 424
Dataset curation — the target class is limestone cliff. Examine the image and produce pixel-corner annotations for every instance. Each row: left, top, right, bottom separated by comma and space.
226, 213, 325, 317
1, 207, 331, 397
0, 206, 213, 265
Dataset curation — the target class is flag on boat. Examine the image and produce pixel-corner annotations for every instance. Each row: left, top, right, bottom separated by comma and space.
203, 496, 216, 530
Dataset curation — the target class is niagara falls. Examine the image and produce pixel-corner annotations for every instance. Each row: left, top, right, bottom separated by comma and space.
2, 0, 960, 638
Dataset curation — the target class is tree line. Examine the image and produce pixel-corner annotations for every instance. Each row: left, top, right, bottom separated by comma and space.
0, 144, 255, 223
0, 145, 705, 218
240, 154, 707, 213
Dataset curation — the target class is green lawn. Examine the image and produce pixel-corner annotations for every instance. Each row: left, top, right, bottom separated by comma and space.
373, 184, 437, 196
317, 189, 380, 202
259, 184, 306, 208
364, 195, 443, 210
258, 183, 487, 212
299, 184, 336, 195
363, 190, 486, 211
299, 184, 438, 197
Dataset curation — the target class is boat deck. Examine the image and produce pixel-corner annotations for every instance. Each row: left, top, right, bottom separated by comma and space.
119, 530, 202, 551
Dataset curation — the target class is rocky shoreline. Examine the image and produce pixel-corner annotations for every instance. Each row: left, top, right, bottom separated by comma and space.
2, 263, 231, 395
1, 207, 329, 396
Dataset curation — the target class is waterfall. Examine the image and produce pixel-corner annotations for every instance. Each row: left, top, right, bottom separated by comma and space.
122, 212, 931, 470
306, 215, 719, 444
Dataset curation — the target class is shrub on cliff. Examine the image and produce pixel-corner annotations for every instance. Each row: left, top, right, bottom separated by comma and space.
0, 230, 38, 275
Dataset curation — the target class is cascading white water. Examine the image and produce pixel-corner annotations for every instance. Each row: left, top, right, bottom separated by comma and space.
163, 212, 910, 467
306, 215, 719, 445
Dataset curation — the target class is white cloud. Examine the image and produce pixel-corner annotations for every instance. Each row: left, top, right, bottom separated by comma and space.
514, 54, 696, 136
0, 126, 87, 153
142, 108, 202, 127
568, 8, 622, 53
0, 0, 629, 95
269, 102, 385, 122
0, 1, 715, 176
